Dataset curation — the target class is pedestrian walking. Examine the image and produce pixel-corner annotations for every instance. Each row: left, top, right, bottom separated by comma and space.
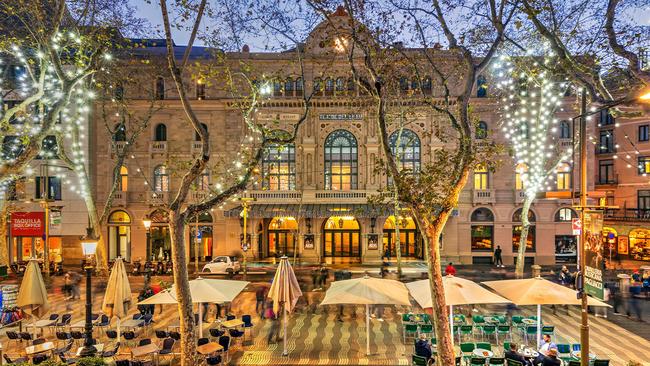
445, 262, 457, 276
70, 271, 82, 299
266, 303, 281, 344
319, 266, 329, 287
63, 272, 73, 299
627, 282, 643, 321
311, 268, 319, 289
611, 285, 623, 315
256, 285, 268, 319
494, 245, 503, 267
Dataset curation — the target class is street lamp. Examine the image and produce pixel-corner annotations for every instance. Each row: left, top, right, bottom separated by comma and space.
143, 217, 152, 261
79, 238, 98, 357
572, 87, 650, 366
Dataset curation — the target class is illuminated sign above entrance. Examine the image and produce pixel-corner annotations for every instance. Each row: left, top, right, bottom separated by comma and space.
319, 113, 363, 121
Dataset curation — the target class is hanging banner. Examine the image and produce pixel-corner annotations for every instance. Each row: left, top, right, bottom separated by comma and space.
49, 210, 62, 236
584, 210, 604, 300
10, 212, 45, 237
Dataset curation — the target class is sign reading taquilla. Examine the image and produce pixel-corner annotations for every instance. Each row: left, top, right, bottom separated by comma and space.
319, 113, 363, 121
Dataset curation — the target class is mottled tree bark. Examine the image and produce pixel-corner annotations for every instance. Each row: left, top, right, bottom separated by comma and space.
515, 195, 533, 279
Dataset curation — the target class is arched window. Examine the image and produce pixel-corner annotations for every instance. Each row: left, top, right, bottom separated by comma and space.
114, 123, 126, 142
410, 78, 419, 91
195, 123, 208, 141
422, 76, 432, 94
560, 120, 571, 139
108, 210, 131, 260
325, 78, 335, 96
153, 165, 169, 192
313, 78, 322, 96
556, 162, 571, 190
284, 77, 294, 96
512, 208, 536, 251
512, 208, 536, 222
471, 208, 494, 251
474, 164, 489, 190
295, 78, 304, 96
262, 131, 295, 190
154, 123, 167, 141
155, 76, 165, 100
477, 75, 488, 97
555, 208, 577, 222
325, 130, 358, 190
335, 77, 345, 93
118, 166, 128, 191
273, 80, 283, 97
476, 121, 488, 139
389, 129, 421, 173
515, 163, 528, 190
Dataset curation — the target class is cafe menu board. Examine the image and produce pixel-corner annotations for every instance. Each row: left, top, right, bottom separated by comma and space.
584, 210, 605, 300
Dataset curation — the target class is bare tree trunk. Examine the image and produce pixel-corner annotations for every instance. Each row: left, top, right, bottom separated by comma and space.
0, 202, 9, 266
168, 211, 197, 366
393, 197, 402, 275
83, 192, 109, 275
515, 196, 533, 279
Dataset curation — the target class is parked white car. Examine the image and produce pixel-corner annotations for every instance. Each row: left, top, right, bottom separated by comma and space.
202, 256, 241, 274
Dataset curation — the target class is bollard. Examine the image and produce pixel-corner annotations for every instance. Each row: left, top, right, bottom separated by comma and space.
531, 264, 542, 278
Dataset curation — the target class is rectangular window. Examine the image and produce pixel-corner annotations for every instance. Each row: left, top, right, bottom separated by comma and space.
556, 171, 571, 190
513, 225, 536, 252
599, 160, 615, 184
515, 172, 525, 190
599, 109, 615, 126
35, 177, 62, 200
639, 190, 650, 211
263, 144, 295, 190
598, 130, 614, 154
473, 166, 488, 190
471, 225, 493, 251
639, 125, 649, 142
639, 157, 650, 175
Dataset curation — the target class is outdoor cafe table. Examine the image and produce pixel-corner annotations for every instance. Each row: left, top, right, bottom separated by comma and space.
483, 316, 499, 324
220, 319, 244, 329
75, 344, 104, 356
25, 341, 55, 356
121, 319, 145, 329
34, 319, 57, 328
197, 342, 224, 355
571, 350, 596, 361
473, 348, 494, 358
131, 343, 159, 365
521, 348, 539, 359
522, 319, 537, 326
70, 318, 101, 329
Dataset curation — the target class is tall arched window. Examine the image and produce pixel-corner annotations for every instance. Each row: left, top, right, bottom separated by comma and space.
389, 129, 420, 173
153, 165, 169, 192
399, 77, 409, 92
195, 123, 208, 141
155, 76, 165, 100
118, 166, 128, 191
476, 121, 488, 139
154, 123, 167, 141
324, 78, 334, 96
325, 130, 358, 190
313, 78, 322, 96
335, 77, 345, 93
108, 210, 131, 260
113, 123, 126, 142
560, 120, 571, 139
347, 78, 355, 94
471, 207, 494, 251
263, 131, 295, 190
284, 77, 294, 96
273, 80, 283, 97
295, 78, 304, 96
474, 164, 489, 189
477, 75, 488, 97
512, 208, 536, 252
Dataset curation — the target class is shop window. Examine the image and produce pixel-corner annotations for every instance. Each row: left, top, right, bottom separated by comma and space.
35, 177, 62, 200
638, 156, 650, 175
555, 208, 577, 222
473, 164, 489, 190
471, 207, 494, 252
629, 229, 650, 261
512, 225, 535, 252
324, 130, 358, 190
555, 235, 577, 263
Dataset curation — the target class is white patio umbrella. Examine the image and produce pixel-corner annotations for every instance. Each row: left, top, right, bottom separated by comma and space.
320, 275, 410, 356
101, 258, 132, 340
268, 256, 302, 356
406, 275, 512, 345
138, 278, 249, 337
17, 259, 50, 338
483, 276, 610, 348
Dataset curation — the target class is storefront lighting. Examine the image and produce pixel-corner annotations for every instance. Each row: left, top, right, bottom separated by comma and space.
81, 239, 98, 257
142, 217, 152, 231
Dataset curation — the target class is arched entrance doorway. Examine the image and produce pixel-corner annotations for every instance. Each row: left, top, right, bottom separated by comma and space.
108, 210, 131, 261
323, 216, 360, 258
149, 209, 170, 261
268, 217, 297, 257
382, 216, 423, 258
188, 211, 213, 261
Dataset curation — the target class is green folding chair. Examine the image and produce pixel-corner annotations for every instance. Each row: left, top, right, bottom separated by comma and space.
476, 342, 491, 351
524, 326, 537, 345
541, 325, 554, 336
460, 342, 476, 364
412, 354, 428, 366
420, 324, 434, 338
496, 325, 510, 344
404, 324, 419, 344
495, 315, 507, 324
556, 343, 571, 361
592, 360, 610, 366
421, 314, 431, 323
459, 325, 474, 342
503, 341, 511, 353
470, 358, 487, 366
472, 315, 486, 325
489, 358, 505, 365
403, 313, 413, 322
506, 360, 524, 366
482, 325, 497, 342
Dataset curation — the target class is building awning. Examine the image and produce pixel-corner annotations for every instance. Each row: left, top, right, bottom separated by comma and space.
224, 204, 393, 219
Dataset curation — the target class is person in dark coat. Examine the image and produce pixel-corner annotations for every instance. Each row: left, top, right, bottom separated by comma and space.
505, 343, 531, 366
414, 334, 432, 362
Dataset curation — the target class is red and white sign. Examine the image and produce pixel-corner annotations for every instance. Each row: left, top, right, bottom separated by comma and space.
572, 218, 582, 236
11, 212, 45, 237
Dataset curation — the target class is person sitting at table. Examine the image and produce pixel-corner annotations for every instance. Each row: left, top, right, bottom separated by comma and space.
505, 342, 531, 366
538, 349, 561, 366
534, 335, 558, 365
415, 333, 433, 364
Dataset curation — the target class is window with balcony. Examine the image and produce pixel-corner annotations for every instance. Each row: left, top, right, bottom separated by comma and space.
640, 125, 650, 142
155, 76, 165, 100
560, 120, 571, 139
262, 138, 295, 191
599, 109, 614, 126
473, 164, 489, 190
599, 159, 615, 183
477, 74, 487, 97
639, 156, 650, 175
476, 121, 488, 139
389, 129, 420, 174
118, 166, 128, 191
555, 207, 577, 222
598, 130, 614, 153
194, 123, 208, 141
515, 163, 528, 190
556, 163, 571, 190
324, 130, 358, 190
35, 177, 62, 200
153, 165, 169, 192
154, 123, 167, 141
113, 123, 126, 142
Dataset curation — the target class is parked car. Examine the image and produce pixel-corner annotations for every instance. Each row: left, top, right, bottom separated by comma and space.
202, 256, 241, 275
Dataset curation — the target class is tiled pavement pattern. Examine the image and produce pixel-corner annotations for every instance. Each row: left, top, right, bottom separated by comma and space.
1, 275, 650, 365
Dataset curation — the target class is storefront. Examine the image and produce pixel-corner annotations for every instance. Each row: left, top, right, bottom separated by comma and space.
629, 228, 650, 261
322, 216, 360, 258
9, 212, 61, 264
382, 216, 423, 258
107, 210, 131, 261
188, 211, 213, 261
471, 208, 494, 252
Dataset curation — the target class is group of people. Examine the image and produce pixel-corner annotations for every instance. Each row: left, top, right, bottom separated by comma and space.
311, 266, 330, 290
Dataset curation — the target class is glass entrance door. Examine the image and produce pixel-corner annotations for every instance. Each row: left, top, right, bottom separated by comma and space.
268, 231, 295, 256
382, 230, 421, 258
323, 231, 360, 257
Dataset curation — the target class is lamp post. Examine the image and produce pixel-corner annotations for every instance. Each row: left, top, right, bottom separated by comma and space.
572, 88, 650, 366
239, 197, 255, 279
79, 238, 98, 357
143, 217, 152, 261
